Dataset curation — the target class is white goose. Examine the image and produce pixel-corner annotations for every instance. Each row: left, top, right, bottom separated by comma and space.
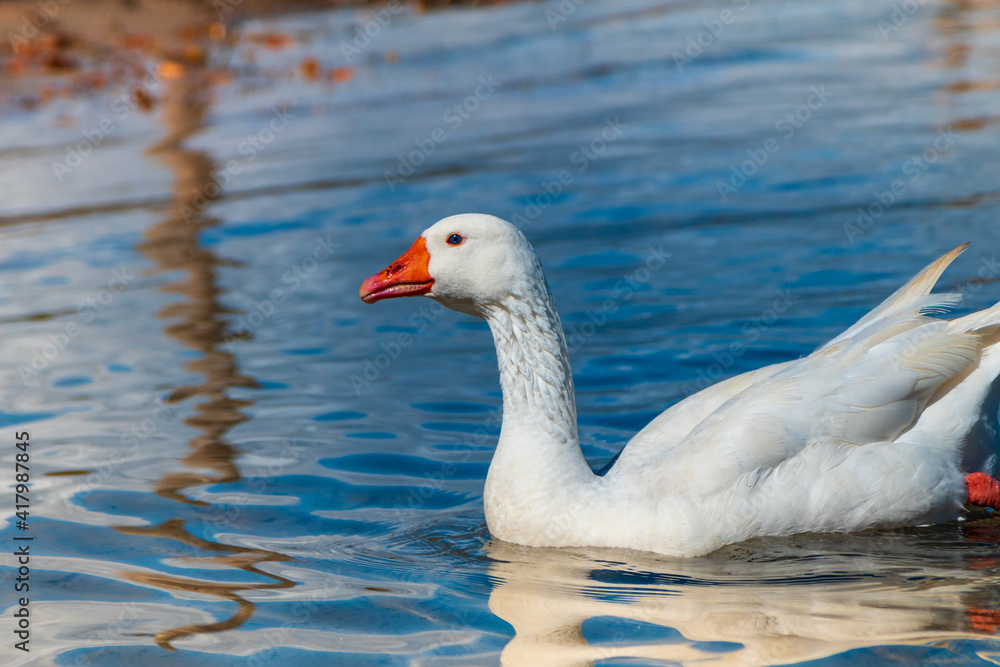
360, 214, 1000, 557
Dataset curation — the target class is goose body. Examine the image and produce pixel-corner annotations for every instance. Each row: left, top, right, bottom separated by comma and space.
360, 214, 1000, 557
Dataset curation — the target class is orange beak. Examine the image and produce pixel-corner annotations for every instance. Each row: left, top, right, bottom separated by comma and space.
359, 236, 434, 304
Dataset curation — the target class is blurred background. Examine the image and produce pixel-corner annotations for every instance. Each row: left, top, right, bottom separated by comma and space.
0, 0, 999, 665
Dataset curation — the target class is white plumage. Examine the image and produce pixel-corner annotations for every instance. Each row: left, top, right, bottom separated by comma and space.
360, 214, 1000, 557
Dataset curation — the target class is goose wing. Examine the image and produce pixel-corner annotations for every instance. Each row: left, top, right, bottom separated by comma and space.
615, 245, 972, 475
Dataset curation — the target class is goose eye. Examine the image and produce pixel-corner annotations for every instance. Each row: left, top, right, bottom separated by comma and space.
446, 233, 464, 246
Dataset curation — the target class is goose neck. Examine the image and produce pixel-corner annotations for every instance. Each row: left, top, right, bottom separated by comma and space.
485, 289, 579, 448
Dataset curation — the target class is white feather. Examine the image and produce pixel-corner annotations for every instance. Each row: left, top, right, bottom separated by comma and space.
397, 217, 1000, 556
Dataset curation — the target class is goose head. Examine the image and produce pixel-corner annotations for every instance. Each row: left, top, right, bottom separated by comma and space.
360, 214, 540, 317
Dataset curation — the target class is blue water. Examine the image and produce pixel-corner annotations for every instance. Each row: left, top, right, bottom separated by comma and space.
1, 0, 1000, 664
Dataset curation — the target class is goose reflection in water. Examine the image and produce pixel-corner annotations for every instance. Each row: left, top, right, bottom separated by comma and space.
486, 518, 1000, 666
111, 55, 294, 650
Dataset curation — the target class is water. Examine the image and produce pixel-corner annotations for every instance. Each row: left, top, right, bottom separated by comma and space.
1, 0, 999, 664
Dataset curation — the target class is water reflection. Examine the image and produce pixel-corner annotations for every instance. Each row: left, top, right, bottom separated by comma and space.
114, 63, 294, 649
487, 519, 1000, 666
117, 519, 295, 649
938, 0, 1000, 131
